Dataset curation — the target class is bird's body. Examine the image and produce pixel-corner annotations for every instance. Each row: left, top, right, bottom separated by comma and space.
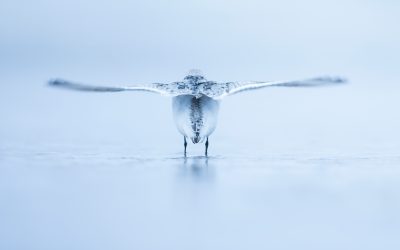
49, 69, 346, 156
172, 95, 219, 144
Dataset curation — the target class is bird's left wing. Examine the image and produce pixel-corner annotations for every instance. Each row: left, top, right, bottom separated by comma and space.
48, 79, 191, 96
210, 76, 346, 100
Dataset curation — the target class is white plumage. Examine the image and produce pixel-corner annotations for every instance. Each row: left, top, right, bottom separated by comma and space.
49, 70, 346, 156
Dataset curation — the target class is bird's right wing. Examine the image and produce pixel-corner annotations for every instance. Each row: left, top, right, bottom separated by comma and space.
48, 79, 191, 96
211, 76, 346, 100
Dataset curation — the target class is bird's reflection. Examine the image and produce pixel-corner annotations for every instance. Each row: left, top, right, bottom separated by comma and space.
180, 156, 213, 182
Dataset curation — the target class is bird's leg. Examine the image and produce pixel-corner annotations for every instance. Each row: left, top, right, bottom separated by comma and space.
184, 137, 187, 157
205, 137, 209, 157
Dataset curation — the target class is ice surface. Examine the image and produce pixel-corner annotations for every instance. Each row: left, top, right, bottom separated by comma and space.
1, 141, 400, 250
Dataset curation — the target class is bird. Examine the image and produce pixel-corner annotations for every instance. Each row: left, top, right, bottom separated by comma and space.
48, 69, 346, 157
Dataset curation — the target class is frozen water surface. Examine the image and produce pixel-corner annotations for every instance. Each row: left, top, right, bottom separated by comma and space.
1, 134, 400, 250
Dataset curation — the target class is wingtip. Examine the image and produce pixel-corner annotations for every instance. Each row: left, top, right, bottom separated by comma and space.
48, 78, 66, 87
335, 77, 349, 84
48, 79, 55, 86
332, 76, 348, 84
316, 76, 348, 84
340, 77, 348, 83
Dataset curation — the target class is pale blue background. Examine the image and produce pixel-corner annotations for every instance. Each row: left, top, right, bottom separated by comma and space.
1, 1, 400, 249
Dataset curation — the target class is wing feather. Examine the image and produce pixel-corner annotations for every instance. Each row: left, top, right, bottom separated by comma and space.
212, 76, 346, 99
48, 79, 188, 96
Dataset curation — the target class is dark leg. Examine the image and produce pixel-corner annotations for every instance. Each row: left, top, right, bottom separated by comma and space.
205, 137, 209, 157
184, 137, 187, 157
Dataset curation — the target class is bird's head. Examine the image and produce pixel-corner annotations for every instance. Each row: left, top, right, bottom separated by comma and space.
184, 69, 206, 83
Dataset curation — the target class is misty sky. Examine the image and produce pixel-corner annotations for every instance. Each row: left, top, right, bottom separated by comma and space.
1, 0, 400, 81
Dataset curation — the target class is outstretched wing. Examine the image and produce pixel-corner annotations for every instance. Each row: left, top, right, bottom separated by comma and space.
211, 76, 346, 100
48, 79, 191, 96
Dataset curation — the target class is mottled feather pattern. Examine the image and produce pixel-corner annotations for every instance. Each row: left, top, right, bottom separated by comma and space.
48, 70, 346, 152
49, 71, 345, 100
190, 97, 203, 143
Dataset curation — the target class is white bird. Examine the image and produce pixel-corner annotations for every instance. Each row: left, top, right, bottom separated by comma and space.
49, 69, 346, 156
